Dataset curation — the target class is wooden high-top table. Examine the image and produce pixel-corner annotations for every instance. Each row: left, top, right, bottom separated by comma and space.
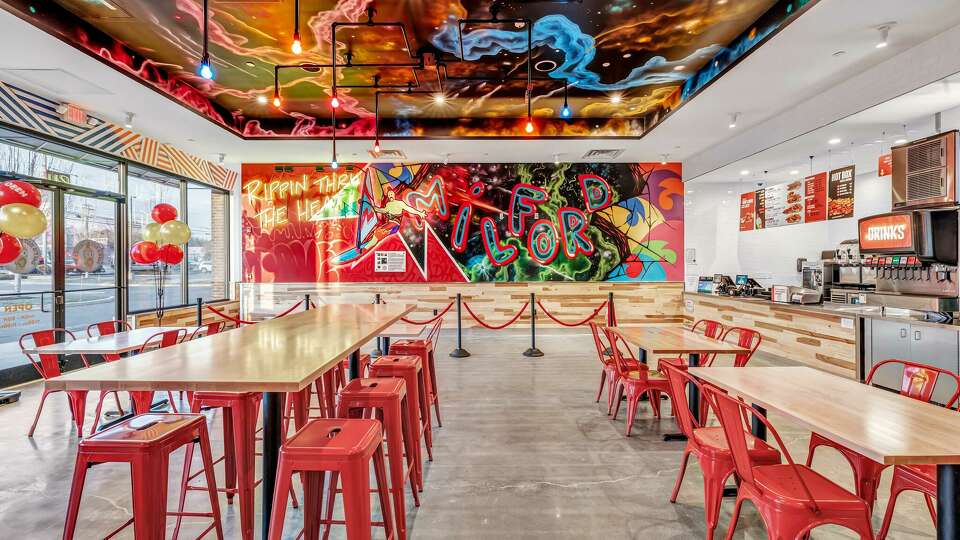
692, 366, 960, 540
46, 303, 414, 539
611, 326, 749, 440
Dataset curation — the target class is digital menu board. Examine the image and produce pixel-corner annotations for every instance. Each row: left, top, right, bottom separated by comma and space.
739, 166, 854, 232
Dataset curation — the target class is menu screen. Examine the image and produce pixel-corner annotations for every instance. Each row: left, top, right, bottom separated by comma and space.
739, 166, 855, 232
739, 192, 756, 231
828, 165, 856, 220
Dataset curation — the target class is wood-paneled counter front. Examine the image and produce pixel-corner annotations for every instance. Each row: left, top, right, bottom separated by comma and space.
683, 292, 857, 378
241, 282, 684, 328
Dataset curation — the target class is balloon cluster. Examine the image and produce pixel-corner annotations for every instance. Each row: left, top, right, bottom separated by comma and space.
0, 180, 47, 264
129, 203, 191, 265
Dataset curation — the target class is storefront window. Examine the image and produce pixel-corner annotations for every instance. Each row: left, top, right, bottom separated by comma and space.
127, 168, 182, 312
0, 133, 120, 193
187, 184, 229, 303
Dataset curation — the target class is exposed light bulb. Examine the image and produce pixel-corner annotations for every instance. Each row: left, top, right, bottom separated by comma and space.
560, 104, 571, 118
525, 119, 534, 133
198, 56, 214, 80
330, 95, 340, 109
291, 35, 303, 55
331, 160, 339, 170
272, 95, 282, 107
373, 140, 381, 153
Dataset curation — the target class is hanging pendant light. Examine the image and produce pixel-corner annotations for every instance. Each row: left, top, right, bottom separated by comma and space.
560, 82, 571, 118
197, 0, 214, 80
291, 0, 302, 54
331, 108, 339, 169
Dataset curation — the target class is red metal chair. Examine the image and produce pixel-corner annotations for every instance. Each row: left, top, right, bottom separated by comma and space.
186, 320, 226, 341
718, 326, 762, 367
62, 414, 224, 540
86, 319, 132, 361
127, 328, 187, 414
661, 360, 780, 540
703, 383, 875, 540
877, 462, 940, 539
660, 319, 726, 369
806, 359, 960, 513
266, 418, 395, 540
603, 327, 672, 436
20, 329, 90, 437
588, 322, 618, 414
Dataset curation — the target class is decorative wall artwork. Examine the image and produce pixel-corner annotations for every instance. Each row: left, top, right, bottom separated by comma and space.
3, 0, 813, 139
739, 166, 854, 231
242, 162, 684, 283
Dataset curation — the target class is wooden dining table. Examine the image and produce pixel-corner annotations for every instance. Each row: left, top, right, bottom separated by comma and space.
611, 325, 750, 440
692, 366, 960, 540
45, 303, 414, 539
21, 326, 202, 356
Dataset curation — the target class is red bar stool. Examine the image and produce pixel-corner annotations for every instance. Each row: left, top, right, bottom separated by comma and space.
336, 353, 373, 389
334, 378, 420, 540
171, 391, 259, 540
267, 418, 395, 540
62, 414, 224, 540
128, 328, 188, 414
370, 355, 434, 466
20, 328, 90, 437
389, 321, 442, 427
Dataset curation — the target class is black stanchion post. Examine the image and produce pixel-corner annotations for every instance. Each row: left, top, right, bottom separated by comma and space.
372, 293, 384, 357
196, 297, 203, 326
523, 292, 544, 357
603, 292, 614, 355
304, 294, 311, 311
449, 293, 471, 358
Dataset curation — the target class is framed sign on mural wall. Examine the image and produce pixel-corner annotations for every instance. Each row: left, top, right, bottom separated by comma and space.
241, 162, 684, 283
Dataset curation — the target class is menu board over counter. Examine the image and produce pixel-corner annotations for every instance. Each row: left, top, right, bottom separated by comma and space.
739, 166, 854, 232
739, 192, 755, 231
828, 165, 855, 220
804, 172, 827, 222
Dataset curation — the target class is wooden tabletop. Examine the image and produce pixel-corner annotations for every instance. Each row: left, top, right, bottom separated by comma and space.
23, 327, 202, 355
381, 321, 426, 339
612, 326, 750, 355
44, 304, 414, 393
691, 366, 960, 465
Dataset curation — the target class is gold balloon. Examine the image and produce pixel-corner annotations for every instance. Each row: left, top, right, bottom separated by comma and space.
159, 219, 191, 245
142, 222, 162, 243
0, 203, 47, 239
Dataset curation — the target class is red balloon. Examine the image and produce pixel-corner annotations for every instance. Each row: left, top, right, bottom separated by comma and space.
0, 233, 22, 264
130, 241, 160, 264
0, 180, 42, 208
151, 203, 178, 224
159, 244, 184, 265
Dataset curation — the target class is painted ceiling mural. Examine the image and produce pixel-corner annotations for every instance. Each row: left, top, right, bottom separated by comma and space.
2, 0, 813, 138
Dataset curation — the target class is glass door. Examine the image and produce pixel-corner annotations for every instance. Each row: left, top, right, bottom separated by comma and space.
62, 193, 120, 334
0, 187, 55, 373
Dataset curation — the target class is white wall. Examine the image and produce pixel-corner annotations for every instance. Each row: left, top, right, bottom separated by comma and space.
684, 169, 891, 288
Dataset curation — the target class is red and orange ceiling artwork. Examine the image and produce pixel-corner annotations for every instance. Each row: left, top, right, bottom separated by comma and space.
1, 0, 815, 138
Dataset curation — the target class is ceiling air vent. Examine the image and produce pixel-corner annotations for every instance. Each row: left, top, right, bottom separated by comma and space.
581, 148, 624, 160
368, 148, 407, 160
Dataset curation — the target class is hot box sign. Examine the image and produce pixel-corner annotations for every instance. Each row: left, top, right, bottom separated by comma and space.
241, 162, 685, 283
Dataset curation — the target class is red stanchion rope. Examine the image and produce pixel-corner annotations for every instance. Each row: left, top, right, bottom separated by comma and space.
206, 304, 256, 326
536, 300, 608, 327
274, 299, 305, 318
400, 300, 455, 325
206, 299, 304, 326
309, 300, 318, 309
463, 301, 529, 330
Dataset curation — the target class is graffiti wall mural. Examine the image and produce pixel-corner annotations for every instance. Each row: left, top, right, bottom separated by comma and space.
242, 162, 683, 283
1, 0, 814, 138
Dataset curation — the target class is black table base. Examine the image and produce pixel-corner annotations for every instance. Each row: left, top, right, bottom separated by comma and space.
938, 464, 960, 540
261, 391, 283, 539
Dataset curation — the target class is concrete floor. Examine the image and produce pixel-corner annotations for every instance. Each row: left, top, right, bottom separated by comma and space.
0, 329, 937, 539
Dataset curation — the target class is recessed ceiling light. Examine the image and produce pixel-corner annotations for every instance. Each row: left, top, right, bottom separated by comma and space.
728, 112, 740, 129
602, 62, 611, 67
673, 65, 685, 71
256, 95, 267, 105
609, 93, 622, 104
873, 139, 883, 143
686, 189, 694, 194
245, 61, 256, 68
433, 94, 446, 104
623, 53, 632, 58
740, 169, 750, 176
828, 137, 842, 145
790, 170, 799, 175
894, 138, 908, 144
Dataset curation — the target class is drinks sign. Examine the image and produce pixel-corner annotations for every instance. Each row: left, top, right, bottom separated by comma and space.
858, 213, 914, 252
